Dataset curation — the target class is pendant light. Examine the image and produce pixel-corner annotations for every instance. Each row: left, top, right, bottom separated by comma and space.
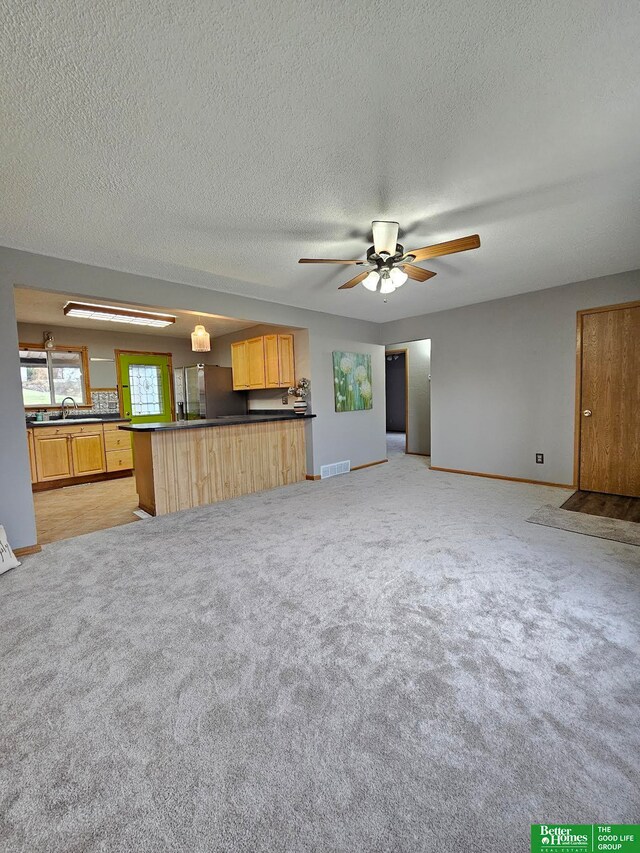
191, 323, 211, 352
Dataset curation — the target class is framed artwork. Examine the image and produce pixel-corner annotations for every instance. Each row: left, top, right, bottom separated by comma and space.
332, 351, 372, 412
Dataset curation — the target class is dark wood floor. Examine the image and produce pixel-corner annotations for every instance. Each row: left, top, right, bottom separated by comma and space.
561, 490, 640, 523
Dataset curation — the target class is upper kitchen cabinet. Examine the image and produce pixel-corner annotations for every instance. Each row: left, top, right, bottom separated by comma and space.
230, 340, 247, 388
231, 334, 294, 390
276, 334, 295, 388
247, 337, 266, 388
231, 338, 259, 389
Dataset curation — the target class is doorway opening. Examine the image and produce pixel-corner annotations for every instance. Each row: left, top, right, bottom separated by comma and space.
13, 285, 261, 544
116, 350, 175, 424
385, 349, 407, 455
385, 339, 431, 461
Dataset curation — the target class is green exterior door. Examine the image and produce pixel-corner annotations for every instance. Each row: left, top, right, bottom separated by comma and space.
118, 352, 173, 424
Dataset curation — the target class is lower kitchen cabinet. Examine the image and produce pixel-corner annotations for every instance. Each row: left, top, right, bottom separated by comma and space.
27, 431, 37, 483
33, 433, 74, 481
106, 448, 134, 472
69, 432, 106, 476
30, 421, 133, 487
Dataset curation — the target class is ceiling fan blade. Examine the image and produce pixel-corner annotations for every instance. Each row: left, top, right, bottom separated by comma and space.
372, 221, 399, 255
298, 258, 364, 264
402, 265, 437, 282
338, 271, 369, 290
406, 234, 480, 262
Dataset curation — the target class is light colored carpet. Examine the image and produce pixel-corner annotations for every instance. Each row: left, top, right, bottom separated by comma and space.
528, 504, 640, 546
1, 453, 639, 852
386, 431, 406, 456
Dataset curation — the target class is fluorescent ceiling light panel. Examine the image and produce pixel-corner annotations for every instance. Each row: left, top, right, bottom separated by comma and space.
63, 302, 176, 327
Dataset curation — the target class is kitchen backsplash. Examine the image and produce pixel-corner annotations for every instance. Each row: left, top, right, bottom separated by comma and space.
247, 389, 294, 411
89, 389, 119, 413
25, 388, 120, 421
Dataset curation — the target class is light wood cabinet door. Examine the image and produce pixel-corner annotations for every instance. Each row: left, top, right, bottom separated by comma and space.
70, 432, 106, 476
231, 340, 249, 389
27, 431, 37, 483
247, 337, 266, 389
278, 334, 295, 387
231, 333, 295, 390
264, 335, 281, 388
34, 434, 73, 481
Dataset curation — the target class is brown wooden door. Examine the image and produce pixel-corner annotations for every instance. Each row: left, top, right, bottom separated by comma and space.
579, 303, 640, 496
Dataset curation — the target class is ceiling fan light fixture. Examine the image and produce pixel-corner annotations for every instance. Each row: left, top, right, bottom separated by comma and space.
379, 270, 395, 295
372, 221, 399, 256
389, 267, 408, 288
362, 270, 380, 292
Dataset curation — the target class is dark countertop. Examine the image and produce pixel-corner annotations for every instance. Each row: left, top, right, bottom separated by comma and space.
119, 413, 315, 432
27, 416, 131, 428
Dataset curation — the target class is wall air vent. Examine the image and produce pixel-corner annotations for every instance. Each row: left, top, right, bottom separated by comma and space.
320, 460, 351, 479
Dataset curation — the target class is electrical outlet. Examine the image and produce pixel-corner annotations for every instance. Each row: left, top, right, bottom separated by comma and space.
282, 395, 288, 405
536, 453, 544, 464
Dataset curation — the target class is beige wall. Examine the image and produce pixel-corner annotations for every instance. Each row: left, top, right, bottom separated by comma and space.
381, 270, 640, 484
309, 335, 386, 473
17, 322, 217, 391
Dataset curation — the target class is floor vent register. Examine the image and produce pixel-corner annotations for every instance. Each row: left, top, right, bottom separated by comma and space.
320, 460, 351, 479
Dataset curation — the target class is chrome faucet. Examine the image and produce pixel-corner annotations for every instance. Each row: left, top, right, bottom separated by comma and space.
60, 397, 78, 419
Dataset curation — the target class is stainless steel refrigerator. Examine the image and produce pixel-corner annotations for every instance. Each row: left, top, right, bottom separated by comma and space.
177, 365, 248, 419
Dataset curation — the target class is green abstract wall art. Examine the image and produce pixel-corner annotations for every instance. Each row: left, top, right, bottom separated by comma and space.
332, 351, 372, 412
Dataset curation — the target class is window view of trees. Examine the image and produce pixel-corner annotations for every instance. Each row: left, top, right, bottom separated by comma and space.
20, 348, 86, 406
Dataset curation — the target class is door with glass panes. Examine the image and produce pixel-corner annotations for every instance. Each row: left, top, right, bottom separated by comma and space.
117, 351, 174, 424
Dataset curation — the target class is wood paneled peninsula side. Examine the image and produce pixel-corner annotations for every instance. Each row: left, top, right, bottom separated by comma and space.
120, 413, 314, 516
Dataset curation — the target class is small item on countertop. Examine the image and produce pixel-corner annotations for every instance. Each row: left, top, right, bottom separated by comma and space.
35, 411, 43, 421
287, 377, 311, 415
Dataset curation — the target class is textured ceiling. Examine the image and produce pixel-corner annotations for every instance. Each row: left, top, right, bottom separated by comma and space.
14, 287, 257, 339
2, 0, 640, 323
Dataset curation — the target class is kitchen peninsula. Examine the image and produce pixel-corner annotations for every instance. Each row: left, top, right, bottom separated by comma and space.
120, 413, 314, 516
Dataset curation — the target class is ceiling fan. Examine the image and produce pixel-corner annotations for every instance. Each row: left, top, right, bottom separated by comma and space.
299, 221, 480, 294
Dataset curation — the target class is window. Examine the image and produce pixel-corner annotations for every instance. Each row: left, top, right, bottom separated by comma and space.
19, 344, 90, 407
128, 363, 164, 416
